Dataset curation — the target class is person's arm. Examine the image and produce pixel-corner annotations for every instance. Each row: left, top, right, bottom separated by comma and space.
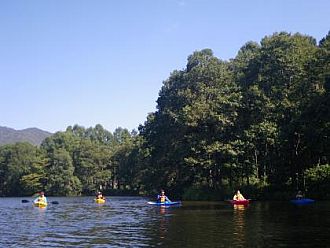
165, 196, 171, 202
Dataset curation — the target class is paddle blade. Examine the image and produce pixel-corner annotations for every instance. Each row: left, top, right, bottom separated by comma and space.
31, 192, 40, 198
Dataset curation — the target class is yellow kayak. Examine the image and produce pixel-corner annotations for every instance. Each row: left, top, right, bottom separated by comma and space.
34, 201, 48, 208
95, 198, 106, 204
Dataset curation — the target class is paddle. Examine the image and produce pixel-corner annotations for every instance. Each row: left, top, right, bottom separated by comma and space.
22, 192, 40, 203
34, 200, 59, 205
21, 199, 59, 204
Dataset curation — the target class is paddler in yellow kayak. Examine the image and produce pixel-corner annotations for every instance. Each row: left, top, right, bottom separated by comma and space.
33, 191, 48, 206
95, 191, 106, 203
233, 190, 245, 200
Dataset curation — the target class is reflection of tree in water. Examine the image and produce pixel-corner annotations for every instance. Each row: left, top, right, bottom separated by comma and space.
232, 204, 247, 247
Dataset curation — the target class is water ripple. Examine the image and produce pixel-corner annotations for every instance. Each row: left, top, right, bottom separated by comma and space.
1, 198, 330, 247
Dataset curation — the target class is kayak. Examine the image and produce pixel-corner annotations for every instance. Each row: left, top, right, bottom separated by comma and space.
147, 201, 181, 206
34, 201, 48, 208
291, 198, 315, 205
95, 198, 106, 204
230, 199, 250, 205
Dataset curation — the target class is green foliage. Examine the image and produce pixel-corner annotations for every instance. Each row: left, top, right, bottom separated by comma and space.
0, 142, 46, 196
140, 49, 243, 195
0, 124, 137, 196
0, 31, 329, 199
45, 148, 82, 196
138, 31, 330, 199
182, 186, 230, 201
73, 139, 112, 194
20, 173, 45, 196
305, 164, 330, 199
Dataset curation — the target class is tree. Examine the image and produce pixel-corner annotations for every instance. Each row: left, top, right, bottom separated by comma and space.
45, 148, 82, 196
139, 49, 242, 196
73, 139, 112, 194
0, 143, 46, 196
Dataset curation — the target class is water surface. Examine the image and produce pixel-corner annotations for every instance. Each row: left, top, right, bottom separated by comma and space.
0, 197, 329, 247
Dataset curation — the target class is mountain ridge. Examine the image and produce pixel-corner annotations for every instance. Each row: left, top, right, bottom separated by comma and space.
0, 126, 52, 146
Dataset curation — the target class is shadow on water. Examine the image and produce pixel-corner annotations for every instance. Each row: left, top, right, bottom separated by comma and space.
0, 197, 329, 247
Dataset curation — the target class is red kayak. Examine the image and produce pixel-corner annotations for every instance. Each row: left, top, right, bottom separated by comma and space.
230, 199, 249, 205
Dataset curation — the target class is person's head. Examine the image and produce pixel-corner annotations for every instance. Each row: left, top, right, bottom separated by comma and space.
161, 189, 165, 195
237, 190, 241, 194
40, 191, 44, 196
97, 191, 102, 195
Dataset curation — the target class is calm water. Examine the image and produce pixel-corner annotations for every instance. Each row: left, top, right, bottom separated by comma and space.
0, 197, 329, 247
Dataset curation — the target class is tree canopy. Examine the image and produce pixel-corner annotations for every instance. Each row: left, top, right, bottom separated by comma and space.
0, 32, 329, 199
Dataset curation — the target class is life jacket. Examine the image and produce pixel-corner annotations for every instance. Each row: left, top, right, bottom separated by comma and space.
237, 194, 245, 200
160, 195, 166, 203
37, 196, 47, 203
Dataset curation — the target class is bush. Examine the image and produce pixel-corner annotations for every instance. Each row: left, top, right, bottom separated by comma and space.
305, 164, 330, 199
182, 186, 230, 201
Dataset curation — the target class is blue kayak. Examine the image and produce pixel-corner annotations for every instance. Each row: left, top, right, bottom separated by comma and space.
147, 201, 181, 206
291, 198, 315, 205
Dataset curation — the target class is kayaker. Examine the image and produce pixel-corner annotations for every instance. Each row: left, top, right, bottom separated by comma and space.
157, 189, 171, 203
296, 190, 304, 200
96, 191, 105, 200
34, 191, 47, 204
233, 190, 245, 201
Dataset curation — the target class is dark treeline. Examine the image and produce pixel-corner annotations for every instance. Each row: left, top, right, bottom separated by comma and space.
0, 32, 329, 199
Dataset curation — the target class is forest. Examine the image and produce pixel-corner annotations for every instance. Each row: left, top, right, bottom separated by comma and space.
0, 32, 329, 200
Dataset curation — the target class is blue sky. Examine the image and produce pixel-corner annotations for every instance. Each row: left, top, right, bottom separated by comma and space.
0, 0, 329, 133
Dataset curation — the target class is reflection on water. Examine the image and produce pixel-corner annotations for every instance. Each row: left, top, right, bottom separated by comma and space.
158, 206, 169, 240
0, 198, 329, 247
233, 204, 247, 247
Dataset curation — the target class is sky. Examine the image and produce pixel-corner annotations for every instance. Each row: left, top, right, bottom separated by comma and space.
0, 0, 329, 133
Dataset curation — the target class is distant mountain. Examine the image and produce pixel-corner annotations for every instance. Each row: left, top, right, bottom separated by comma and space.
0, 126, 52, 146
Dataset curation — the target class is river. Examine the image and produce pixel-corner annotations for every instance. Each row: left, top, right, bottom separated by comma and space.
0, 197, 329, 247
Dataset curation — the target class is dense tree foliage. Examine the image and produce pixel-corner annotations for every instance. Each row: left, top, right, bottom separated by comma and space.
0, 32, 329, 199
0, 125, 136, 196
0, 143, 46, 196
137, 32, 329, 199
